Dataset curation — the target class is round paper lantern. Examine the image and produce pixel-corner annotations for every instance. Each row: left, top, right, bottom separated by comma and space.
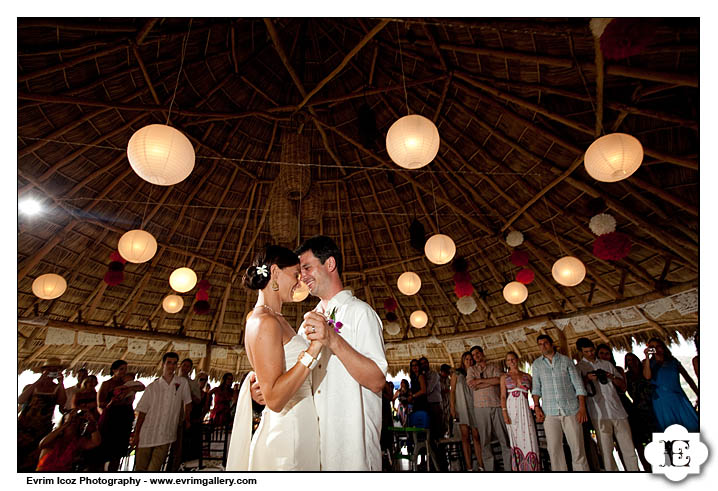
162, 294, 184, 314
127, 124, 195, 186
552, 256, 586, 287
292, 281, 310, 302
506, 230, 524, 247
410, 310, 428, 329
503, 281, 528, 305
385, 114, 440, 169
385, 321, 401, 336
424, 233, 456, 265
169, 267, 198, 293
589, 213, 617, 236
584, 133, 643, 182
397, 271, 421, 296
516, 268, 535, 285
32, 273, 67, 300
456, 296, 477, 315
117, 229, 157, 264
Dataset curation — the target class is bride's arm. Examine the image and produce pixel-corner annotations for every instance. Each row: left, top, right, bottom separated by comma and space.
247, 316, 322, 412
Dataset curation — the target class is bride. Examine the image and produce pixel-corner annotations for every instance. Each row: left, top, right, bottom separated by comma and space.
226, 245, 322, 470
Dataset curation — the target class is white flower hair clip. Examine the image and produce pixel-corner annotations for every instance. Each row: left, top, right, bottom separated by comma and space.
256, 265, 268, 277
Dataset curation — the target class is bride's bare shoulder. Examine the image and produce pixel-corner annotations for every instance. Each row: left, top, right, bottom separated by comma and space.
245, 312, 282, 341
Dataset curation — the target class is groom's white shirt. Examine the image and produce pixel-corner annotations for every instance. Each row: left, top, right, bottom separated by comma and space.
299, 289, 388, 471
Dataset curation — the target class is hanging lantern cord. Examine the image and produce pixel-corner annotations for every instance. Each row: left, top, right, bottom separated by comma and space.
396, 22, 410, 116
431, 178, 439, 233
544, 196, 565, 256
166, 19, 193, 125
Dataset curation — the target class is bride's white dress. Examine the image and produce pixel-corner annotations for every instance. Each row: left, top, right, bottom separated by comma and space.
226, 335, 320, 471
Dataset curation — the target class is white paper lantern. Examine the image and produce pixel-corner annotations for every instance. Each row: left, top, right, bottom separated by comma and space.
503, 281, 528, 305
456, 296, 477, 315
162, 294, 184, 314
552, 256, 586, 287
589, 213, 617, 236
410, 310, 428, 329
127, 124, 195, 186
117, 229, 157, 264
506, 230, 524, 247
32, 273, 67, 300
292, 282, 310, 302
385, 114, 440, 169
584, 133, 643, 182
385, 321, 401, 336
397, 271, 421, 296
169, 267, 198, 293
424, 233, 456, 265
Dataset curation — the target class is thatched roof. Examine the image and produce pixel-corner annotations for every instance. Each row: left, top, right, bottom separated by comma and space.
18, 18, 698, 379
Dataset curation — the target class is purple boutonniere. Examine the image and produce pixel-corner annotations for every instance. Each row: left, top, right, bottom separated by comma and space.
327, 307, 343, 334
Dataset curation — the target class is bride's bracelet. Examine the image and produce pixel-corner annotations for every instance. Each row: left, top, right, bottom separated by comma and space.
298, 350, 318, 370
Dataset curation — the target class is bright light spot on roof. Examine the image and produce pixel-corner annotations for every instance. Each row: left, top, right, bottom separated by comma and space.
19, 198, 42, 216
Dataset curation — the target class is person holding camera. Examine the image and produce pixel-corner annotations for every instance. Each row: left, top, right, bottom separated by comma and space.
36, 407, 101, 472
576, 338, 638, 471
17, 357, 68, 471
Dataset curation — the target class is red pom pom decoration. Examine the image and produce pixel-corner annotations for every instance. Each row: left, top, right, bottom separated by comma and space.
103, 270, 124, 286
108, 261, 125, 272
452, 256, 468, 273
516, 268, 535, 285
386, 312, 398, 322
196, 290, 209, 302
510, 250, 529, 267
194, 300, 210, 315
600, 18, 655, 61
109, 251, 127, 264
197, 279, 211, 291
593, 231, 632, 261
453, 271, 471, 285
455, 281, 474, 298
384, 298, 398, 312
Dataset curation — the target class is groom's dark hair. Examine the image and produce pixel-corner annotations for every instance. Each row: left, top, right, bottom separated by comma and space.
295, 235, 343, 276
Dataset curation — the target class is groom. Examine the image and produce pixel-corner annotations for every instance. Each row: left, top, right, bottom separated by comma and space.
252, 235, 387, 470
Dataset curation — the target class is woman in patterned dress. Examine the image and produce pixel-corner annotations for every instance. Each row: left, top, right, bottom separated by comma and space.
500, 351, 540, 471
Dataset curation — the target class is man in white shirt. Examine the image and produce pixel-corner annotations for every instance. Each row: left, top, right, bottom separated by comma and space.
131, 352, 192, 471
299, 236, 387, 471
575, 338, 639, 471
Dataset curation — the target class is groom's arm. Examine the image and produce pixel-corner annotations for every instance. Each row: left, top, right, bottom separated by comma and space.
304, 310, 386, 393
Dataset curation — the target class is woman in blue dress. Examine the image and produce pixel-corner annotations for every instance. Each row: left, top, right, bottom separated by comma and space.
642, 338, 699, 432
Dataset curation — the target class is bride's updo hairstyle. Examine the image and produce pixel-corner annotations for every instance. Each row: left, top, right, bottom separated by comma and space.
242, 245, 299, 291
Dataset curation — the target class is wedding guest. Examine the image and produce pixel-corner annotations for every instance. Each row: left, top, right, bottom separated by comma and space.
97, 359, 135, 472
450, 351, 483, 471
420, 357, 446, 468
209, 373, 235, 426
392, 379, 411, 426
531, 334, 589, 471
576, 338, 638, 471
624, 352, 656, 471
36, 408, 101, 472
440, 364, 452, 436
18, 358, 68, 471
500, 351, 540, 471
642, 338, 698, 432
467, 346, 512, 471
408, 359, 429, 421
63, 368, 88, 413
132, 352, 192, 471
169, 358, 201, 470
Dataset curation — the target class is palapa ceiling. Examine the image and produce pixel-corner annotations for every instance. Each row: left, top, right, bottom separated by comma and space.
17, 18, 699, 378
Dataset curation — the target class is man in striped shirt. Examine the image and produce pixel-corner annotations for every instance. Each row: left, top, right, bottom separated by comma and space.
531, 334, 589, 471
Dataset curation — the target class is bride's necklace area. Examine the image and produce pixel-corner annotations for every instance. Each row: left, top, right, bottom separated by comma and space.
255, 304, 283, 317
